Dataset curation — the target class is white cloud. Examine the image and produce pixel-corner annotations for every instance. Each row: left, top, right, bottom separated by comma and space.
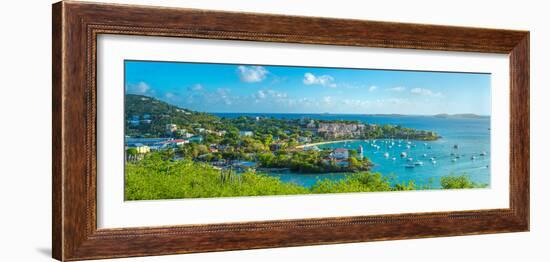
255, 90, 267, 99
188, 84, 204, 91
126, 81, 151, 94
368, 85, 378, 92
165, 92, 175, 99
323, 96, 332, 103
237, 66, 268, 83
215, 88, 232, 105
343, 98, 410, 108
303, 73, 337, 87
388, 86, 406, 92
343, 99, 363, 106
267, 89, 287, 98
410, 87, 442, 97
253, 89, 287, 100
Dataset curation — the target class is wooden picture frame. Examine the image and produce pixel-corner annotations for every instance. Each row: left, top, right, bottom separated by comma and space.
52, 1, 529, 261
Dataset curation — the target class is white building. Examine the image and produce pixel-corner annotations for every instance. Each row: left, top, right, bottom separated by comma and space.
166, 124, 177, 134
330, 148, 349, 160
127, 143, 150, 154
239, 131, 254, 137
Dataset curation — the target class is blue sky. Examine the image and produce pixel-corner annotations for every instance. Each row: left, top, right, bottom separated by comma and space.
125, 60, 491, 115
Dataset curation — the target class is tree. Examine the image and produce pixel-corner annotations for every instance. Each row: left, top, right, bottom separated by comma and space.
126, 148, 138, 162
262, 134, 273, 146
348, 156, 360, 169
258, 153, 275, 166
440, 175, 486, 189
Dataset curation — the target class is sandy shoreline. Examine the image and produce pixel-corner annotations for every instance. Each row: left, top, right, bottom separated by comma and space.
295, 139, 362, 149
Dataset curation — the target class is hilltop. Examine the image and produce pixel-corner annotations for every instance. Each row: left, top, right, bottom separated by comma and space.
125, 94, 220, 137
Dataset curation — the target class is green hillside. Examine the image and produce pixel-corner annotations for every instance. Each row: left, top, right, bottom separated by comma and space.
125, 94, 220, 137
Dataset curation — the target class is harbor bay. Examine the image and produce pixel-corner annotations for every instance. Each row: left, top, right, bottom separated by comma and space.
216, 113, 491, 189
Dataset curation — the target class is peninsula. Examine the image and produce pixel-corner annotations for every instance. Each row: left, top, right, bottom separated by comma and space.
125, 94, 440, 174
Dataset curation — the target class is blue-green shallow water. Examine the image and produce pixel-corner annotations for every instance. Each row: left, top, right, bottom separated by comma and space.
215, 113, 491, 189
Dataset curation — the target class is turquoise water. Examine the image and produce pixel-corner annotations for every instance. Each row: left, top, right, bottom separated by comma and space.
215, 113, 491, 189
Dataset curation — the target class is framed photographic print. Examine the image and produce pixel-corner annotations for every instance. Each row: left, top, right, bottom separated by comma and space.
52, 1, 529, 261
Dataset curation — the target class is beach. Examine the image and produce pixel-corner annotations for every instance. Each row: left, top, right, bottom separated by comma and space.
295, 139, 361, 149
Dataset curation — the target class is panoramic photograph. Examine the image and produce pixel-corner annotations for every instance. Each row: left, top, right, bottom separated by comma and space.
124, 60, 491, 201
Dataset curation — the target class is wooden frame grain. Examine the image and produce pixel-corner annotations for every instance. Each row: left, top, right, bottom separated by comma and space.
52, 1, 530, 261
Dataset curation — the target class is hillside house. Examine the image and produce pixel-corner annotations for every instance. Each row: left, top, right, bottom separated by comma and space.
166, 124, 178, 134
239, 131, 254, 137
330, 148, 349, 160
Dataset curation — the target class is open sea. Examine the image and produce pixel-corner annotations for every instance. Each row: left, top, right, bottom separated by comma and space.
215, 113, 491, 189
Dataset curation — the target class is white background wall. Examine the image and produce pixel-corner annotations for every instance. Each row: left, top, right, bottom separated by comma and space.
0, 0, 546, 261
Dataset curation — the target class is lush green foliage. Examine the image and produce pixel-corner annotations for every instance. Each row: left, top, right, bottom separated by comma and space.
126, 153, 402, 200
125, 153, 486, 200
440, 175, 487, 189
311, 172, 415, 193
257, 150, 371, 173
125, 94, 221, 137
125, 153, 308, 200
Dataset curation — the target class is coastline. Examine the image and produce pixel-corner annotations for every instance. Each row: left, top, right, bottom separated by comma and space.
295, 139, 362, 149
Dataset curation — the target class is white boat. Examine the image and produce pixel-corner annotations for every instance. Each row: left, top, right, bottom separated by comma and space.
384, 152, 390, 158
423, 154, 427, 157
471, 156, 477, 160
452, 158, 457, 162
400, 152, 407, 158
480, 151, 487, 156
414, 161, 423, 166
432, 160, 437, 164
392, 157, 396, 161
407, 157, 413, 162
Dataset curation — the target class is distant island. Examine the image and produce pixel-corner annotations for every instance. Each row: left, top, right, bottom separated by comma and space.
433, 113, 489, 119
